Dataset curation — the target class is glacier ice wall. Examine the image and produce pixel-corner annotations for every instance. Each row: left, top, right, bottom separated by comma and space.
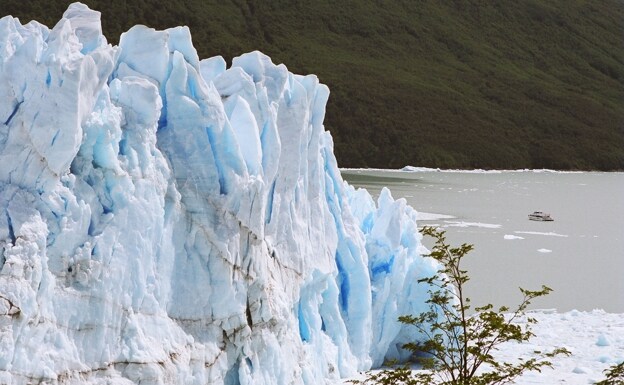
0, 3, 440, 384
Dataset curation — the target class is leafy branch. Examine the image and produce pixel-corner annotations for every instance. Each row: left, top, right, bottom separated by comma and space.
596, 361, 624, 385
352, 226, 570, 385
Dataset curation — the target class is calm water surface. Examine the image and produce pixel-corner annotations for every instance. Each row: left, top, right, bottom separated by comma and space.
342, 169, 624, 313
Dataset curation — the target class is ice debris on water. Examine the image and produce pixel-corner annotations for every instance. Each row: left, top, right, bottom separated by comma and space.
596, 334, 610, 347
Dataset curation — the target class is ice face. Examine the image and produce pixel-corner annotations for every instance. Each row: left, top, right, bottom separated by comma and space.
0, 4, 441, 384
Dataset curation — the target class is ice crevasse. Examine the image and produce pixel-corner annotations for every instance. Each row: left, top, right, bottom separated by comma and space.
0, 3, 440, 384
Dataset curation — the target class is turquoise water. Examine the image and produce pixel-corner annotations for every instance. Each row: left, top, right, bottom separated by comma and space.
342, 169, 624, 313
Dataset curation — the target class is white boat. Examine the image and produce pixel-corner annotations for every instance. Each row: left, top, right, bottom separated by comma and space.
528, 211, 554, 221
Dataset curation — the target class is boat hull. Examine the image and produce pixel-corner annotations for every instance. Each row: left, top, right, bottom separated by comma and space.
528, 215, 554, 221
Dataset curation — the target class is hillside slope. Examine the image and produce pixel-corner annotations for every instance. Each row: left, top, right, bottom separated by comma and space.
3, 0, 623, 170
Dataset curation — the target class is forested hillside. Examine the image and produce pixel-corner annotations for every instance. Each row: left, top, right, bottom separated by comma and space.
3, 1, 623, 170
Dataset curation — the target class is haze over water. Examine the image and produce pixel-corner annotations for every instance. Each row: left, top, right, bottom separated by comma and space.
342, 169, 624, 313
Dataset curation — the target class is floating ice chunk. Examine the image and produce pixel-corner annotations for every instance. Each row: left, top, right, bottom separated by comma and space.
515, 231, 569, 237
443, 221, 501, 229
504, 234, 524, 240
596, 334, 610, 347
416, 211, 455, 221
572, 366, 590, 374
537, 248, 552, 253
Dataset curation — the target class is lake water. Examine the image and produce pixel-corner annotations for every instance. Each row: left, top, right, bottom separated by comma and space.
341, 169, 624, 313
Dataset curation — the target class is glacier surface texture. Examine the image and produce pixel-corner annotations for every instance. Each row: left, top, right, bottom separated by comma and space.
0, 3, 439, 384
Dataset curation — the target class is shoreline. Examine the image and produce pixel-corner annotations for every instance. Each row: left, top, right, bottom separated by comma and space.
341, 167, 624, 174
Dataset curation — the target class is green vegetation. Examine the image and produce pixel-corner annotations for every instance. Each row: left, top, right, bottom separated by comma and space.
596, 362, 624, 385
352, 227, 570, 385
2, 1, 623, 170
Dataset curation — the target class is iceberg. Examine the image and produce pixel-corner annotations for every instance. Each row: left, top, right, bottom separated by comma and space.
0, 3, 440, 384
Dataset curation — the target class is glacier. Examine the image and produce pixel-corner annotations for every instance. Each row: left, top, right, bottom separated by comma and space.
0, 3, 440, 384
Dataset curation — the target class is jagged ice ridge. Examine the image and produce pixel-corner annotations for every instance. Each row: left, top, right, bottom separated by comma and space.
0, 3, 440, 384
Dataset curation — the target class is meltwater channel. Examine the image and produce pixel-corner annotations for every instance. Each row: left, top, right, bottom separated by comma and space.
342, 169, 624, 313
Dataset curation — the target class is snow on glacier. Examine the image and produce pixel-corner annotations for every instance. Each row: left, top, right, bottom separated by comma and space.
0, 3, 441, 384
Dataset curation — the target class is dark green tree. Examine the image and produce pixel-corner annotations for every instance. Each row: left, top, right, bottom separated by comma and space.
353, 226, 570, 385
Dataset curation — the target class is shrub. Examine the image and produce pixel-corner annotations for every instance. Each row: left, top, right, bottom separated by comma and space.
353, 226, 570, 385
596, 362, 624, 385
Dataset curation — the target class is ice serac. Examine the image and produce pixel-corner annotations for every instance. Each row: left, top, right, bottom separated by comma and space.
0, 3, 441, 384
